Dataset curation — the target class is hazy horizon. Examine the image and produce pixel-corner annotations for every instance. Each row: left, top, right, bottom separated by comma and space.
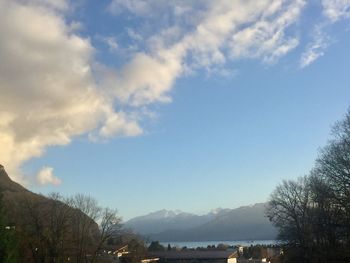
1, 0, 350, 220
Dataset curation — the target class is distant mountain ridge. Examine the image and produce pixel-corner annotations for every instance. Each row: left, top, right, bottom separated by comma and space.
125, 204, 277, 242
124, 209, 219, 235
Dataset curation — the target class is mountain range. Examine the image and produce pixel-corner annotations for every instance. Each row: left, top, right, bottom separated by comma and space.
0, 164, 277, 243
124, 204, 277, 242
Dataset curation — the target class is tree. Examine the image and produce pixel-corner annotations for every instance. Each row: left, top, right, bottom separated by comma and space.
267, 177, 312, 262
16, 193, 76, 263
91, 207, 122, 263
121, 239, 148, 263
267, 108, 350, 263
45, 193, 74, 263
311, 110, 350, 261
19, 197, 48, 263
15, 192, 122, 263
66, 193, 123, 263
66, 194, 101, 263
148, 241, 165, 252
0, 193, 19, 263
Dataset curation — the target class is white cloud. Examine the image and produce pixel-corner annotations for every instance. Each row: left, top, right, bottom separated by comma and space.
100, 36, 119, 52
127, 28, 143, 42
36, 166, 62, 186
108, 0, 149, 15
322, 0, 350, 22
106, 0, 305, 107
27, 0, 69, 10
0, 0, 312, 184
108, 0, 196, 17
98, 112, 143, 138
300, 25, 331, 68
299, 0, 350, 67
0, 0, 141, 183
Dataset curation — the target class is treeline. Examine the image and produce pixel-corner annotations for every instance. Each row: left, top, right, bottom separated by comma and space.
0, 192, 127, 263
267, 109, 350, 263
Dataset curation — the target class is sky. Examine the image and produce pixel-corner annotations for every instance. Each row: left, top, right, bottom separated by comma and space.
1, 0, 350, 220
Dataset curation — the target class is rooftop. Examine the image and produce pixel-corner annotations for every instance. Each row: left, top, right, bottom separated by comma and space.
150, 251, 237, 260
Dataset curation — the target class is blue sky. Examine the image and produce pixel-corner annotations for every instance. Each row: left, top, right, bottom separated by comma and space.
1, 0, 350, 220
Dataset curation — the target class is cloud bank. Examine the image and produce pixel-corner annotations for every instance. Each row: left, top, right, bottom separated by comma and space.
0, 0, 349, 185
0, 0, 141, 184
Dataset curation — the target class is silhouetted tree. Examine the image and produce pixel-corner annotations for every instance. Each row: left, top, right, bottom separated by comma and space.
121, 238, 148, 263
0, 193, 19, 263
91, 207, 122, 263
267, 177, 312, 255
267, 108, 350, 263
66, 194, 102, 263
148, 241, 165, 251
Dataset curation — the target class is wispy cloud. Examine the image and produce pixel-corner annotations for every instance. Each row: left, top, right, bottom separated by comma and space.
106, 0, 305, 107
101, 36, 119, 52
300, 24, 332, 68
300, 0, 350, 67
322, 0, 350, 22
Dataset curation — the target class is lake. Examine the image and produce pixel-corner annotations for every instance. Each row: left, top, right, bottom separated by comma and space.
159, 240, 277, 248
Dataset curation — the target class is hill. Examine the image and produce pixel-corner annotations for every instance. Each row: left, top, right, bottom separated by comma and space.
0, 164, 100, 261
0, 164, 27, 193
0, 164, 47, 221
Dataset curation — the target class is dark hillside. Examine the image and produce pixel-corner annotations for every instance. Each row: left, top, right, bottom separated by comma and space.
0, 164, 99, 262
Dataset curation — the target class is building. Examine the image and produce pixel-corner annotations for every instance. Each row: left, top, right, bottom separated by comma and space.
150, 250, 238, 263
114, 245, 130, 257
237, 259, 269, 263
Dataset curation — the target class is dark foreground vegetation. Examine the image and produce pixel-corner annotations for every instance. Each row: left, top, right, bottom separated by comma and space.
0, 167, 147, 263
267, 108, 350, 263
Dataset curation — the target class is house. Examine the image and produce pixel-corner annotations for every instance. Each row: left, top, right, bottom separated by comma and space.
237, 260, 269, 263
149, 250, 238, 263
140, 257, 160, 263
114, 245, 130, 257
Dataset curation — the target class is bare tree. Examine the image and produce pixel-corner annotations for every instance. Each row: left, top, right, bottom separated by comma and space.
16, 193, 74, 263
267, 108, 350, 262
45, 193, 73, 263
66, 194, 101, 263
91, 207, 122, 263
267, 177, 312, 262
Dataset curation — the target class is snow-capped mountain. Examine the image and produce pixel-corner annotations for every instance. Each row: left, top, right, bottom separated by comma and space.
141, 209, 193, 220
124, 204, 277, 241
124, 209, 213, 235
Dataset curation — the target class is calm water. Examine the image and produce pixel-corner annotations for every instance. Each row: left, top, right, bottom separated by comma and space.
159, 240, 277, 248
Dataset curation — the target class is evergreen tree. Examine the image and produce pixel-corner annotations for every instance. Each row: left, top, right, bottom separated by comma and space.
148, 241, 165, 252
